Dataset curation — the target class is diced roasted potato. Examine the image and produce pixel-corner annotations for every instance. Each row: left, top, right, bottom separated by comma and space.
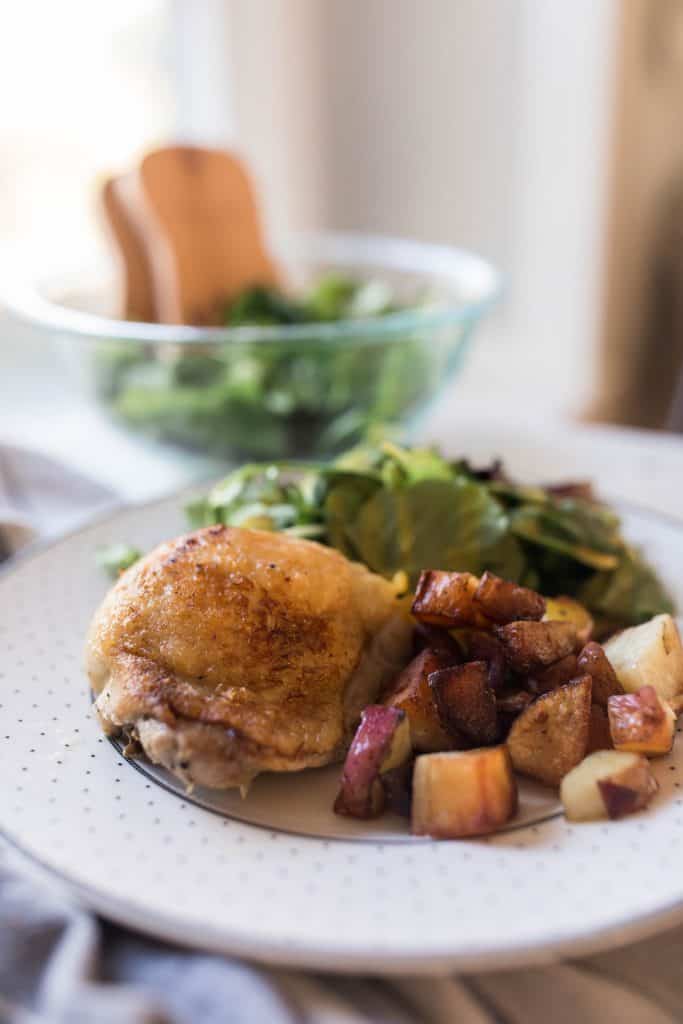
381, 759, 414, 818
334, 706, 411, 819
506, 675, 592, 786
577, 641, 623, 707
429, 662, 498, 745
586, 703, 613, 754
496, 689, 533, 739
462, 629, 507, 692
528, 653, 579, 695
383, 649, 459, 752
473, 571, 546, 624
412, 746, 518, 838
560, 749, 658, 821
603, 614, 683, 701
496, 690, 533, 716
607, 685, 676, 756
495, 620, 578, 674
411, 571, 489, 628
412, 622, 461, 659
544, 596, 594, 646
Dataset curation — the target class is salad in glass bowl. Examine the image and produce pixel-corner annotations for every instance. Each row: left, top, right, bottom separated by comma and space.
4, 233, 500, 460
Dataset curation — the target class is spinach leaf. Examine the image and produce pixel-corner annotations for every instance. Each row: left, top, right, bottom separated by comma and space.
579, 547, 674, 626
509, 504, 621, 571
96, 543, 142, 579
344, 478, 509, 583
304, 274, 358, 321
322, 472, 383, 560
225, 285, 309, 325
180, 441, 674, 629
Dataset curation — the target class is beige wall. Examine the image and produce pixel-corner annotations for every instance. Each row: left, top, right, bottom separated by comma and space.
226, 0, 617, 418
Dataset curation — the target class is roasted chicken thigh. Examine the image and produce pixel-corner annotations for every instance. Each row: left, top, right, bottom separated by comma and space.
87, 525, 411, 788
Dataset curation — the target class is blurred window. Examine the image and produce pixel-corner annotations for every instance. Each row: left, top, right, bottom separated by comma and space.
0, 0, 177, 266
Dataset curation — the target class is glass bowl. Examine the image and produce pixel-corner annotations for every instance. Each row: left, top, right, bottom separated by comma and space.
4, 233, 500, 460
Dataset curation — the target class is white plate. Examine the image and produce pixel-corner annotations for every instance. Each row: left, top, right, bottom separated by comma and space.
2, 494, 683, 974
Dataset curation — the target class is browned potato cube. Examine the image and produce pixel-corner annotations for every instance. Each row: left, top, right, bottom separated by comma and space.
577, 642, 623, 707
586, 703, 613, 754
496, 690, 533, 716
561, 750, 658, 821
463, 630, 507, 692
381, 759, 414, 818
412, 746, 518, 838
603, 614, 683, 701
528, 653, 579, 695
474, 571, 546, 624
429, 662, 498, 745
412, 622, 461, 659
496, 690, 533, 738
495, 620, 578, 674
506, 675, 592, 786
607, 686, 676, 756
411, 571, 489, 628
383, 649, 459, 752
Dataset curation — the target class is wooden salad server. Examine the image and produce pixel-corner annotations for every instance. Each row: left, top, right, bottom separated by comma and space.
101, 175, 157, 323
136, 145, 279, 325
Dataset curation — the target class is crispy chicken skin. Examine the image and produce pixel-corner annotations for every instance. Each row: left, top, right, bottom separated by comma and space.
86, 525, 412, 788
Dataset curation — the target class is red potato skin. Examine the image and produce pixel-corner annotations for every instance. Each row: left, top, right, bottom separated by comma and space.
334, 706, 406, 819
595, 754, 659, 819
607, 685, 673, 754
608, 686, 664, 733
474, 571, 546, 624
598, 778, 656, 819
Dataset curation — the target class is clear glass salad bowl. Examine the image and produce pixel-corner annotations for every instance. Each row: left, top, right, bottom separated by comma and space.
5, 233, 500, 460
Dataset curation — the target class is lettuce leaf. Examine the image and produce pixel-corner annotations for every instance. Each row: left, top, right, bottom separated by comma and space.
183, 442, 674, 628
343, 478, 510, 582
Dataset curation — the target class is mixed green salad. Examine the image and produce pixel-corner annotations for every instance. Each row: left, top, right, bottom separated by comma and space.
102, 442, 674, 631
93, 275, 436, 459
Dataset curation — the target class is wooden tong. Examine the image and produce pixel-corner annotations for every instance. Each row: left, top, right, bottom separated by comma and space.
102, 146, 278, 325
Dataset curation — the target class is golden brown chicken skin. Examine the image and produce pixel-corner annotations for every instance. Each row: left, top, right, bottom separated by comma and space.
87, 525, 412, 789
